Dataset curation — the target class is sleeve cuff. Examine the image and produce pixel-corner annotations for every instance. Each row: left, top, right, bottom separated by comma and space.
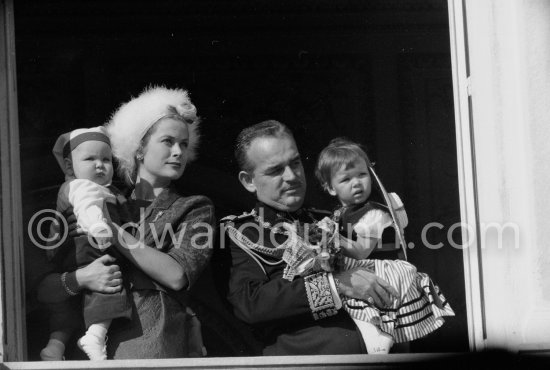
62, 271, 80, 296
304, 272, 339, 320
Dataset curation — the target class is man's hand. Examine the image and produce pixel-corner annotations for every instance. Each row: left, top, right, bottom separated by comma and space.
75, 254, 122, 293
335, 267, 399, 308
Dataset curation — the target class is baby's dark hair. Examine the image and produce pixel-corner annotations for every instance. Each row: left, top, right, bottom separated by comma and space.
315, 137, 373, 191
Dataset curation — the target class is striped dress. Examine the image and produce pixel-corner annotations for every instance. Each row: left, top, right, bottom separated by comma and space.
337, 202, 455, 343
341, 257, 454, 343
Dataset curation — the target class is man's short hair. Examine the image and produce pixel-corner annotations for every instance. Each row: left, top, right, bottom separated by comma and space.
234, 120, 295, 172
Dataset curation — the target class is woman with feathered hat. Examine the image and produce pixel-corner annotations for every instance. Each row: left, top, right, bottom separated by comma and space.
37, 86, 215, 359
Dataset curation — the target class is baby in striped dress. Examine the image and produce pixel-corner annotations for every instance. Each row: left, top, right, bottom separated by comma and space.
315, 138, 455, 354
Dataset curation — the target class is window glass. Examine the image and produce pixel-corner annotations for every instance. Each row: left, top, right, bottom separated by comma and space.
14, 0, 469, 360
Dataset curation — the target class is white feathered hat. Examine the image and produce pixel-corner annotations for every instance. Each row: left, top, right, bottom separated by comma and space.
105, 86, 200, 184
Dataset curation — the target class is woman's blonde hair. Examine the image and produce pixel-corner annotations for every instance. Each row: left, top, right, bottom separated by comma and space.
105, 86, 200, 185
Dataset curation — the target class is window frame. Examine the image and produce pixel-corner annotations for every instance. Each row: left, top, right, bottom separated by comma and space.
0, 0, 483, 366
0, 0, 26, 362
447, 0, 485, 351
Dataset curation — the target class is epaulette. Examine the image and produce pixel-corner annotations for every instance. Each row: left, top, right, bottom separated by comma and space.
305, 207, 332, 217
220, 211, 254, 225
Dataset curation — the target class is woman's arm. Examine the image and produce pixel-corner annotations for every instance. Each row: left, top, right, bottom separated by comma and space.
37, 254, 122, 303
109, 197, 215, 291
110, 223, 188, 290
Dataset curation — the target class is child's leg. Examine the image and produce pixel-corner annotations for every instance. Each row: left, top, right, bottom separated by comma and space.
77, 319, 111, 361
40, 330, 71, 361
352, 318, 393, 354
78, 263, 132, 361
41, 298, 81, 361
86, 320, 111, 339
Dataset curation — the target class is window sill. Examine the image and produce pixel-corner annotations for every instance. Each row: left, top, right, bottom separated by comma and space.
0, 353, 479, 370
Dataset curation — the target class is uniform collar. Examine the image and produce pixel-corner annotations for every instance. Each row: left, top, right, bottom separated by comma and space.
254, 201, 312, 225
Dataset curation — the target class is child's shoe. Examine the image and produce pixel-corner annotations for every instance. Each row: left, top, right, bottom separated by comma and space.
40, 339, 65, 361
77, 333, 107, 360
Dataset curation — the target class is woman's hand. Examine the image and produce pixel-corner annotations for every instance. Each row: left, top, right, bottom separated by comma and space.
335, 267, 399, 309
75, 254, 122, 293
184, 307, 207, 357
59, 207, 84, 238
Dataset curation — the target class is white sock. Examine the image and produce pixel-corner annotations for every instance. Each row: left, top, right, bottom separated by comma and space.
86, 320, 110, 339
353, 318, 393, 354
78, 323, 109, 360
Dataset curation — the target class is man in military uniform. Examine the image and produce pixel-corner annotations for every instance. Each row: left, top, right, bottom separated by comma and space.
223, 120, 398, 355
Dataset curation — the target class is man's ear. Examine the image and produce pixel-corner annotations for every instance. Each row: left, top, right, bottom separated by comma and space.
64, 158, 74, 176
238, 170, 257, 194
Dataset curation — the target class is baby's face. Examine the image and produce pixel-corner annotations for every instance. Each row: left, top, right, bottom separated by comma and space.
69, 141, 114, 186
328, 158, 372, 206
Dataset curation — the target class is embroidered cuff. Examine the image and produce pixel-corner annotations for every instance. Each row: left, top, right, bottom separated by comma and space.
304, 272, 338, 320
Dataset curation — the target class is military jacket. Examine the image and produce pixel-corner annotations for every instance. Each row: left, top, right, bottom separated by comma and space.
223, 202, 365, 355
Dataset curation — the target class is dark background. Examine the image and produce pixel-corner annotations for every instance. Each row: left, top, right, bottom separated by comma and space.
15, 0, 468, 359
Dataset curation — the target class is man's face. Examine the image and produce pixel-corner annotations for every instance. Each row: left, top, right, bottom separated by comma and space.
243, 135, 306, 212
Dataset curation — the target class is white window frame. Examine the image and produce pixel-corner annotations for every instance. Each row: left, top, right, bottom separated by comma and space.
447, 0, 485, 352
0, 0, 484, 367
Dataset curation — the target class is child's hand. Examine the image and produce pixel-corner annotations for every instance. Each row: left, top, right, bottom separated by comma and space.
95, 236, 111, 250
89, 220, 113, 250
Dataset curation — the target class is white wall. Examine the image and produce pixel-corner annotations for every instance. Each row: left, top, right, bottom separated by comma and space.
465, 0, 550, 351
